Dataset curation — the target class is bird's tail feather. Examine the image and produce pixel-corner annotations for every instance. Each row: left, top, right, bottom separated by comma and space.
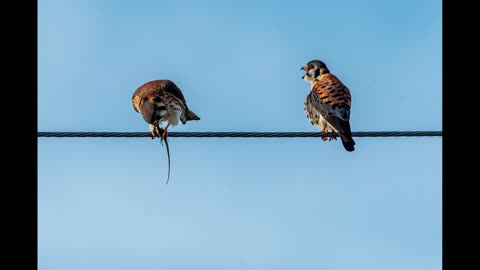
340, 134, 355, 152
186, 109, 200, 121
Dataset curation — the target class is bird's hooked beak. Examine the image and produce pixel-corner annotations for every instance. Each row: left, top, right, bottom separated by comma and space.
300, 65, 307, 79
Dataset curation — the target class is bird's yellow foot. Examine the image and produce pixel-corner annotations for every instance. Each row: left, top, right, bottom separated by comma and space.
161, 128, 168, 141
152, 125, 164, 139
160, 124, 170, 141
328, 134, 338, 141
321, 127, 328, 141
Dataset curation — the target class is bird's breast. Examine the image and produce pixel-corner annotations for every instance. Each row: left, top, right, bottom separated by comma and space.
152, 94, 184, 126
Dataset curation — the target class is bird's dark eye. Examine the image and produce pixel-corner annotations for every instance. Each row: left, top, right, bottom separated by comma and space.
308, 64, 314, 70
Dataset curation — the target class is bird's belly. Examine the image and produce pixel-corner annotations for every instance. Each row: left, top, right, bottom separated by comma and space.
160, 104, 183, 126
149, 92, 185, 126
305, 107, 334, 132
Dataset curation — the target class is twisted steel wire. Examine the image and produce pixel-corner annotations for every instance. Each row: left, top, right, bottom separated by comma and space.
37, 131, 442, 138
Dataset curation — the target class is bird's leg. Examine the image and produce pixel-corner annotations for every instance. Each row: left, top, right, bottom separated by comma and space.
151, 122, 164, 139
161, 124, 170, 141
151, 127, 157, 139
150, 124, 157, 139
321, 126, 328, 141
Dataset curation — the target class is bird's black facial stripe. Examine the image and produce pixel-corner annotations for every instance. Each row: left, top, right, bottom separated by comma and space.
158, 106, 166, 111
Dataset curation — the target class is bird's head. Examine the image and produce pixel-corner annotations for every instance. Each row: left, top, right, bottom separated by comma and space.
300, 59, 330, 81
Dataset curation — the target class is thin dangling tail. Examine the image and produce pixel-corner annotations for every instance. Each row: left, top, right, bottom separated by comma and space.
159, 135, 171, 184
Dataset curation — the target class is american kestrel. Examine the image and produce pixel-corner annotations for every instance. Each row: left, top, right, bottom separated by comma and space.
132, 79, 200, 182
301, 60, 355, 152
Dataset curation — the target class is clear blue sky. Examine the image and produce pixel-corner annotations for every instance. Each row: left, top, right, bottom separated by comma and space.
38, 0, 442, 269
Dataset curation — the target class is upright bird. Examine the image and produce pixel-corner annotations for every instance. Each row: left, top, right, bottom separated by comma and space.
301, 60, 355, 152
132, 80, 200, 182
